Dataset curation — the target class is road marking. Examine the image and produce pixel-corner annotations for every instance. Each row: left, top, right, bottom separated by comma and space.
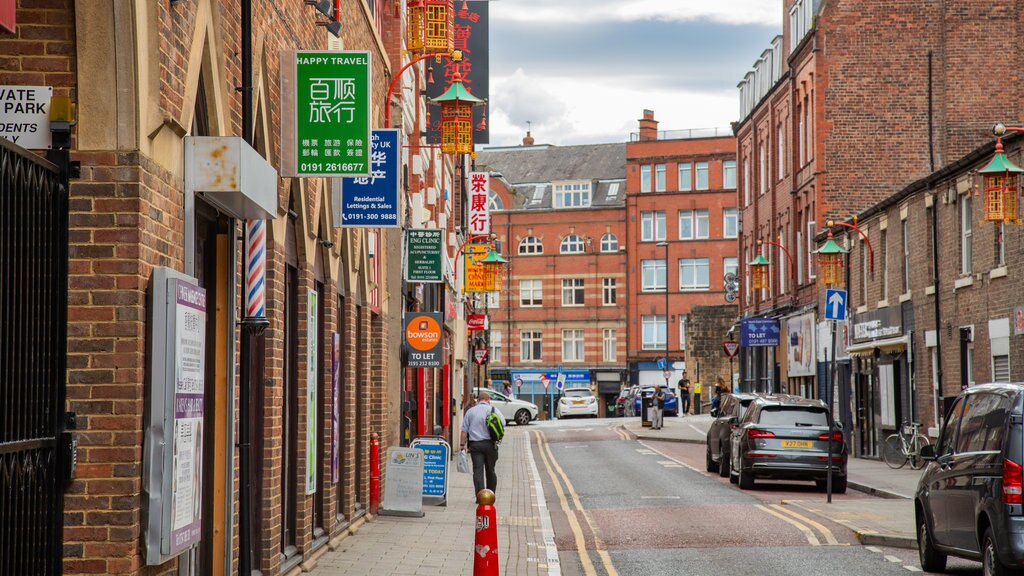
904, 566, 922, 572
533, 431, 597, 576
524, 436, 562, 576
535, 431, 619, 576
656, 460, 677, 465
640, 496, 681, 500
755, 504, 821, 546
637, 441, 703, 473
865, 546, 882, 554
562, 445, 589, 449
885, 555, 902, 563
772, 504, 840, 545
689, 423, 706, 436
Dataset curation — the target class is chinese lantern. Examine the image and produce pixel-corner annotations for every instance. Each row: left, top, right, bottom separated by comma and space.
406, 0, 453, 55
478, 249, 508, 291
430, 71, 484, 154
814, 231, 848, 287
979, 137, 1023, 224
748, 253, 771, 291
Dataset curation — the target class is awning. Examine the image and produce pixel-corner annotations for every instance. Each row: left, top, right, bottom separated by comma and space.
845, 335, 909, 357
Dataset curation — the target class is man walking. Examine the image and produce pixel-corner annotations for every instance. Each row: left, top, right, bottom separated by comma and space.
678, 375, 691, 416
460, 390, 499, 495
651, 385, 665, 430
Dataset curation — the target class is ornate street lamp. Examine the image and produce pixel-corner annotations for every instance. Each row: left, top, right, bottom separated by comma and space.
979, 124, 1024, 224
814, 230, 848, 287
478, 249, 508, 291
748, 252, 771, 291
430, 71, 484, 155
407, 0, 454, 55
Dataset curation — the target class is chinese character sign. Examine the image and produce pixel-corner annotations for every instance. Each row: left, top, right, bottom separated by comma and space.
287, 51, 371, 177
405, 229, 444, 283
467, 171, 490, 235
464, 243, 496, 293
426, 2, 488, 145
336, 129, 400, 227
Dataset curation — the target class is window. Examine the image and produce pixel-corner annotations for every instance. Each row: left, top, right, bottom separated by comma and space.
554, 182, 591, 208
520, 279, 542, 307
994, 355, 1010, 383
640, 165, 651, 193
642, 315, 666, 350
937, 398, 964, 456
561, 278, 585, 306
678, 209, 709, 240
807, 220, 816, 279
758, 146, 766, 195
777, 125, 785, 178
861, 244, 869, 304
696, 162, 709, 190
602, 329, 617, 362
655, 164, 666, 192
961, 194, 973, 274
997, 222, 1006, 268
679, 163, 692, 192
679, 315, 688, 350
602, 278, 617, 305
491, 331, 502, 363
724, 257, 739, 279
518, 236, 543, 255
798, 102, 806, 165
642, 260, 666, 292
723, 208, 738, 238
560, 234, 585, 254
723, 161, 736, 189
486, 291, 500, 309
520, 331, 542, 362
902, 219, 911, 294
680, 258, 710, 291
600, 233, 618, 252
957, 394, 1011, 454
796, 228, 804, 284
880, 230, 888, 301
641, 211, 666, 242
743, 159, 750, 206
562, 329, 585, 362
777, 232, 787, 295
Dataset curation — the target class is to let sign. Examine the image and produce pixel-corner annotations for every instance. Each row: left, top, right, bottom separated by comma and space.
404, 312, 443, 368
0, 86, 52, 149
467, 172, 490, 235
286, 51, 371, 177
405, 229, 444, 283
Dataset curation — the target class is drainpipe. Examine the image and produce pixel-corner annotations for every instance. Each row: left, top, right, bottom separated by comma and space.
928, 50, 943, 424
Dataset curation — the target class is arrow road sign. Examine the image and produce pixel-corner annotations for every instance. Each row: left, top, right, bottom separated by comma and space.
723, 341, 740, 358
825, 289, 847, 321
657, 357, 667, 370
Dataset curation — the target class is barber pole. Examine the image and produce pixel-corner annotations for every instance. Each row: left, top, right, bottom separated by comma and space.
245, 219, 267, 319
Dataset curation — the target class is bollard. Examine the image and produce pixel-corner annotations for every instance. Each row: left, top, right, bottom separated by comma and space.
473, 489, 499, 576
369, 433, 380, 515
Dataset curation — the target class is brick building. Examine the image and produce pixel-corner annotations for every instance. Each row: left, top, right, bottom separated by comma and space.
477, 139, 629, 416
625, 111, 737, 394
0, 1, 465, 575
735, 0, 1024, 456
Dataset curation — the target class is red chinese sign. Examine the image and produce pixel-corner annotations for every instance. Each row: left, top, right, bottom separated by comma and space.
426, 1, 488, 144
468, 171, 490, 235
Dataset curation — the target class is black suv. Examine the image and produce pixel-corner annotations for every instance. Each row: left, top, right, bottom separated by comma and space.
728, 395, 846, 492
915, 383, 1024, 574
706, 393, 759, 478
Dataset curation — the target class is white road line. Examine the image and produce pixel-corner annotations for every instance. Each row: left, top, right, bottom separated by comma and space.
688, 423, 706, 436
772, 504, 840, 545
638, 441, 703, 473
755, 504, 820, 546
885, 556, 902, 563
525, 433, 562, 576
562, 445, 589, 449
904, 566, 922, 572
865, 546, 883, 554
656, 460, 677, 465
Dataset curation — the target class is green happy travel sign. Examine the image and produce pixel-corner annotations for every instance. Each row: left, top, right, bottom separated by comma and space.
294, 51, 371, 177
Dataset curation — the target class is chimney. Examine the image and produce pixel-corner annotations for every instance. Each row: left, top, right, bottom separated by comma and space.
522, 130, 535, 146
638, 109, 658, 142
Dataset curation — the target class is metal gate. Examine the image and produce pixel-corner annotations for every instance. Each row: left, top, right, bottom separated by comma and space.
0, 138, 69, 576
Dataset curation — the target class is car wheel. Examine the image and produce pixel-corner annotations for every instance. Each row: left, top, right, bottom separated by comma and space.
738, 463, 755, 490
983, 526, 1011, 576
718, 450, 730, 478
917, 513, 947, 573
515, 409, 531, 426
729, 470, 739, 484
706, 446, 719, 473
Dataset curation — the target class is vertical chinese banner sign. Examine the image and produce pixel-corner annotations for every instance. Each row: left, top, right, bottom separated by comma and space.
336, 128, 401, 227
306, 289, 318, 495
467, 171, 490, 236
426, 2, 488, 145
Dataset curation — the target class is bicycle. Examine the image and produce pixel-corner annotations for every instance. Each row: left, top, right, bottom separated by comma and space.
882, 421, 929, 470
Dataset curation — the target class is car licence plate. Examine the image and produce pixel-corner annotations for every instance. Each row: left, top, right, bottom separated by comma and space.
781, 440, 812, 449
573, 400, 584, 405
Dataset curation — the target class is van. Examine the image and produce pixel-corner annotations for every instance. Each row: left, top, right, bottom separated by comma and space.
916, 383, 1024, 574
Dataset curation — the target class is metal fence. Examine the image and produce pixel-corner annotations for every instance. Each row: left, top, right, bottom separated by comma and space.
629, 127, 734, 142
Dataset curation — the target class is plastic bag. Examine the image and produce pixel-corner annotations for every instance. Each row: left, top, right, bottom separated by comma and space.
457, 449, 470, 474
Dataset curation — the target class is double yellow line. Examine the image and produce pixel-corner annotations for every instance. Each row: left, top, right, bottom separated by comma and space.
533, 430, 619, 576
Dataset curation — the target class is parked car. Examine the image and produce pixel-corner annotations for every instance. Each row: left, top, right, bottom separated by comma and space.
472, 387, 538, 426
915, 383, 1024, 574
706, 393, 759, 477
728, 395, 846, 492
633, 386, 679, 417
556, 388, 599, 419
613, 388, 632, 417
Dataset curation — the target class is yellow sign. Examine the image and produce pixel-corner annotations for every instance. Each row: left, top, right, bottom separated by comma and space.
464, 243, 497, 293
693, 382, 702, 394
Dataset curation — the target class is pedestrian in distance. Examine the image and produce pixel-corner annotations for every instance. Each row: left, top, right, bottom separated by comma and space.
460, 390, 499, 496
651, 385, 665, 429
502, 380, 513, 398
678, 376, 691, 416
711, 377, 725, 416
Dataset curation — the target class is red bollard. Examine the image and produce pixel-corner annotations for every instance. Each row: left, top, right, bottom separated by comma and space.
369, 433, 380, 515
474, 489, 499, 575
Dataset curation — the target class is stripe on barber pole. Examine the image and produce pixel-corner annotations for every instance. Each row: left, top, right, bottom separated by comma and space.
245, 219, 266, 319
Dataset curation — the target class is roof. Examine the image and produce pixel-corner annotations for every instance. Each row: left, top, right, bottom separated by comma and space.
476, 142, 626, 184
507, 179, 626, 210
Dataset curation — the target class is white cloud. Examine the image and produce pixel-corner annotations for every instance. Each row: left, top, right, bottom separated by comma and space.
487, 69, 738, 147
491, 0, 781, 27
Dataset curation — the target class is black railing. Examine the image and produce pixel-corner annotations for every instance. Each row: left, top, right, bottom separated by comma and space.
0, 137, 68, 576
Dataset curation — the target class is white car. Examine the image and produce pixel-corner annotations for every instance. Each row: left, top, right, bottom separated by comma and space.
556, 388, 599, 419
473, 388, 538, 425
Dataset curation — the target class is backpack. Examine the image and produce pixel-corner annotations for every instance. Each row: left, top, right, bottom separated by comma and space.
486, 407, 505, 443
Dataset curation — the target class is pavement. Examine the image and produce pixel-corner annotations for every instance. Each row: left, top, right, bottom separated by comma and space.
620, 414, 921, 549
305, 426, 556, 576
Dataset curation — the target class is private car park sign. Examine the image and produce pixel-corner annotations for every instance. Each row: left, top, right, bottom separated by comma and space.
0, 86, 52, 149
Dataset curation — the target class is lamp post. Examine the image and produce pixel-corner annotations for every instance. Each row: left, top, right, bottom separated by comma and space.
815, 229, 848, 504
656, 241, 670, 390
757, 237, 796, 301
826, 216, 873, 274
385, 50, 462, 129
979, 123, 1024, 224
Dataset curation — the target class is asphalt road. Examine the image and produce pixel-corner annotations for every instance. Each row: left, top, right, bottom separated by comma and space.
529, 417, 984, 576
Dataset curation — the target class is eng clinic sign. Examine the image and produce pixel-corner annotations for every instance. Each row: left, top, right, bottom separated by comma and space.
281, 51, 371, 177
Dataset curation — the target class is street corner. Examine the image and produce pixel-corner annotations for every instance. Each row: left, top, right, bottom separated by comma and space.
780, 499, 917, 550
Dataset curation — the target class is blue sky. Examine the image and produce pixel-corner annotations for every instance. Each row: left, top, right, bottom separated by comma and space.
487, 0, 782, 146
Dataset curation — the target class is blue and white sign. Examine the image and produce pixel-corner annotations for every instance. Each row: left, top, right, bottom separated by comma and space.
335, 129, 400, 228
825, 289, 847, 321
741, 317, 781, 347
657, 357, 667, 370
409, 437, 449, 505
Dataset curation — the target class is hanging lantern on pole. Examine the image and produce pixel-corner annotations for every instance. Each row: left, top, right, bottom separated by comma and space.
406, 0, 454, 55
747, 253, 771, 291
430, 71, 484, 155
979, 135, 1024, 224
814, 230, 848, 287
478, 249, 508, 291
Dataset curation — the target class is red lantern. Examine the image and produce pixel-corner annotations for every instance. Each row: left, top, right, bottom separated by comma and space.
406, 0, 453, 55
430, 71, 484, 155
